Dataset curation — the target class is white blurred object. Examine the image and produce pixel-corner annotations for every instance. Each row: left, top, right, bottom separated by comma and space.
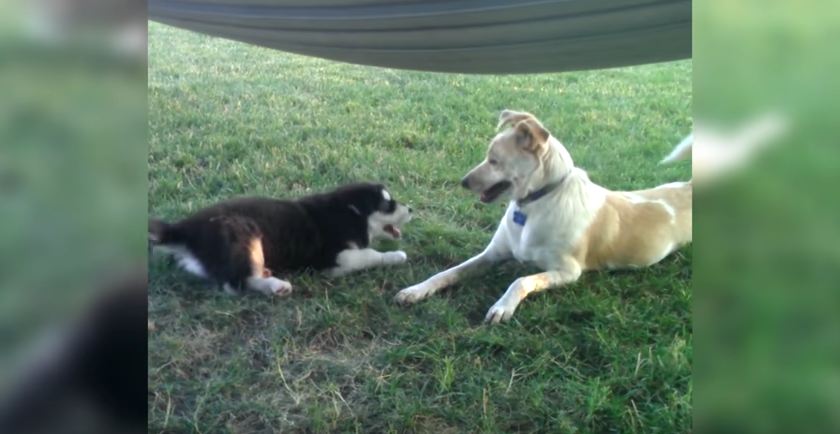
25, 0, 147, 59
665, 112, 789, 184
661, 133, 694, 164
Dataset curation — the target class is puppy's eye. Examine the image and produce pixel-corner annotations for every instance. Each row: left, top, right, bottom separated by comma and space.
380, 199, 396, 213
488, 159, 499, 165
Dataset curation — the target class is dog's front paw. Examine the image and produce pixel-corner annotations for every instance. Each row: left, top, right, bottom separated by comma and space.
382, 250, 408, 265
268, 278, 293, 297
484, 298, 518, 324
394, 284, 431, 305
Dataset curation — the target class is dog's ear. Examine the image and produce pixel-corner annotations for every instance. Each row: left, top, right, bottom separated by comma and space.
513, 118, 550, 152
497, 109, 537, 130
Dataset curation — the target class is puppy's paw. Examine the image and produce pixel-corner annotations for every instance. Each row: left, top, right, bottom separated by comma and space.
484, 298, 518, 324
394, 284, 431, 305
268, 278, 293, 297
223, 283, 242, 296
382, 250, 408, 265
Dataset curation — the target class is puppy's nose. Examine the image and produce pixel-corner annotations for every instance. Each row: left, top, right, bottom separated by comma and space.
460, 177, 470, 189
408, 206, 413, 213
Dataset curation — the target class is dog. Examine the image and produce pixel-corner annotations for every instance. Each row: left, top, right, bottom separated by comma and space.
150, 182, 412, 296
395, 110, 691, 323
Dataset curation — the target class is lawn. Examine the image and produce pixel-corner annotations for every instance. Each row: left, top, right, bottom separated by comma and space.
148, 22, 692, 434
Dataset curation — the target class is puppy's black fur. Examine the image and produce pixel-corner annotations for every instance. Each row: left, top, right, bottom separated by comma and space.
150, 182, 405, 290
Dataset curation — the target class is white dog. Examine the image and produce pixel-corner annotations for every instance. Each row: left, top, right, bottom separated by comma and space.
395, 110, 692, 323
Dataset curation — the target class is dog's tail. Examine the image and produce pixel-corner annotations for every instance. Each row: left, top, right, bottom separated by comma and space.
149, 218, 183, 245
661, 133, 693, 164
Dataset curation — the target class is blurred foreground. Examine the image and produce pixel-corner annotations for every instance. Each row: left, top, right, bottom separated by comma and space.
695, 0, 840, 432
0, 0, 147, 432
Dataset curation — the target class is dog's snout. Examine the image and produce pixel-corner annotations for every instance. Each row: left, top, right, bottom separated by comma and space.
408, 206, 413, 213
460, 176, 470, 189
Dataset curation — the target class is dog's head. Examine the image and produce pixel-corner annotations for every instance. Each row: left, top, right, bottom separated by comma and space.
461, 110, 570, 203
340, 183, 412, 241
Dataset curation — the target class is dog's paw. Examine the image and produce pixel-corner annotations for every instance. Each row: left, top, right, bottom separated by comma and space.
268, 278, 293, 297
394, 284, 430, 305
383, 250, 408, 265
484, 298, 518, 324
223, 284, 241, 296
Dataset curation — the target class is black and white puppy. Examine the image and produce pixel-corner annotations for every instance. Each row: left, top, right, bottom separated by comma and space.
149, 183, 412, 296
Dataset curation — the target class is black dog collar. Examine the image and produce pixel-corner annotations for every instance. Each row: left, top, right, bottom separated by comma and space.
516, 175, 568, 207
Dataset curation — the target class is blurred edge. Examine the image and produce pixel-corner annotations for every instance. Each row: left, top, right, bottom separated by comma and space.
0, 0, 148, 432
695, 0, 840, 433
0, 271, 148, 434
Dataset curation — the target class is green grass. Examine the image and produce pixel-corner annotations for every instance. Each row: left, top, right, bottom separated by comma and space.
148, 23, 692, 433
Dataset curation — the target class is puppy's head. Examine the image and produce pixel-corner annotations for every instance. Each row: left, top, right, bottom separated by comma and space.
460, 110, 553, 203
341, 183, 412, 241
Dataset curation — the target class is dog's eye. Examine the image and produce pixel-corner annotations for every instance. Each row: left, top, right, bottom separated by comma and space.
488, 159, 498, 165
380, 199, 396, 213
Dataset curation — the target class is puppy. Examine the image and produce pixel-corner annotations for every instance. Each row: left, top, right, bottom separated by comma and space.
150, 183, 412, 296
395, 110, 691, 323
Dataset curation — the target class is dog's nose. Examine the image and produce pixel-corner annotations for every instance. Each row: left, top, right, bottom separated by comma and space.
408, 206, 413, 213
460, 177, 470, 189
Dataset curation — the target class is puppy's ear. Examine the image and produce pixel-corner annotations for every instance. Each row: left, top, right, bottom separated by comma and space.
497, 109, 537, 130
513, 118, 550, 153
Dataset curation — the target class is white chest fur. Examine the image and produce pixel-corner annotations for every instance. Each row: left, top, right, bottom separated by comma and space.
498, 172, 605, 270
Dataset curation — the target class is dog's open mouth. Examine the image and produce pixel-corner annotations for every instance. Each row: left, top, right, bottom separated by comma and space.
480, 181, 512, 203
384, 224, 402, 239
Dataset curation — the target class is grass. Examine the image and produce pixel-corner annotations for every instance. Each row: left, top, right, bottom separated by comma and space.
148, 22, 692, 433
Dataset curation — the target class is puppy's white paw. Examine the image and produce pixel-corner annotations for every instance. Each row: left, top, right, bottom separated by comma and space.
223, 283, 240, 296
484, 298, 518, 324
268, 278, 293, 297
394, 284, 431, 305
382, 250, 408, 265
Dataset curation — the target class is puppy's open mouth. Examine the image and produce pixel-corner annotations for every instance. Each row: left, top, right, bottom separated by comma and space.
480, 181, 512, 203
384, 224, 402, 239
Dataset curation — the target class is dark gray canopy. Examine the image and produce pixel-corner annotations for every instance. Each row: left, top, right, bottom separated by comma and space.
149, 0, 691, 74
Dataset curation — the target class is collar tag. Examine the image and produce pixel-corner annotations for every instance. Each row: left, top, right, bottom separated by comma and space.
513, 210, 527, 226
